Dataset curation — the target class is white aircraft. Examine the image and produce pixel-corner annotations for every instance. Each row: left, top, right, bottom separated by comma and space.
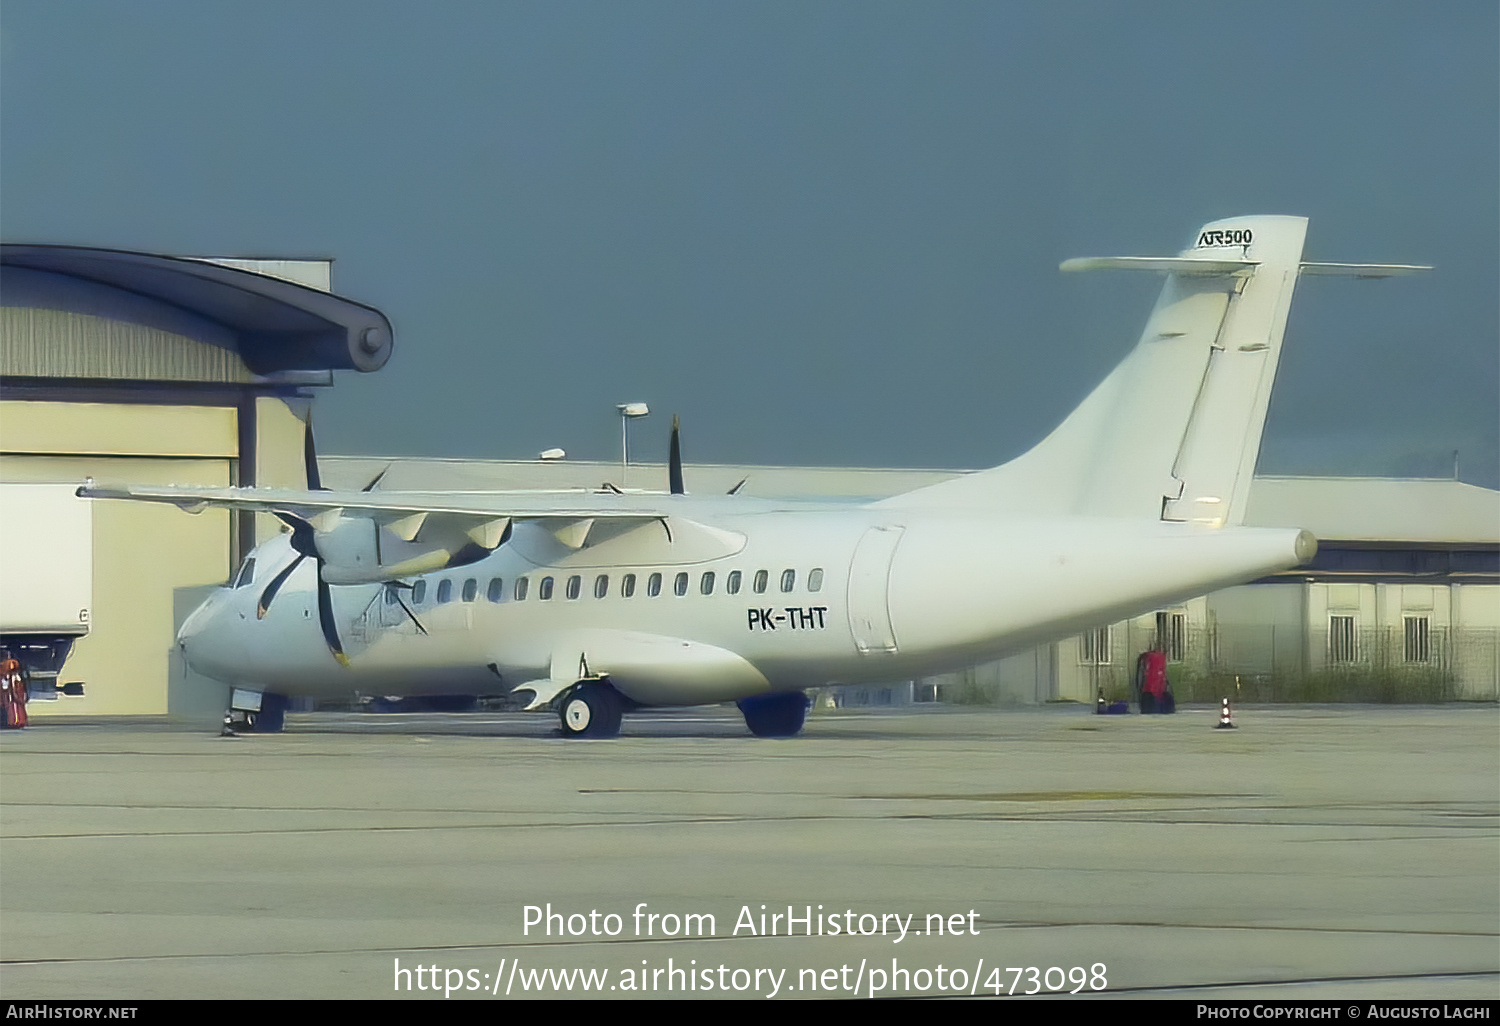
80, 215, 1426, 738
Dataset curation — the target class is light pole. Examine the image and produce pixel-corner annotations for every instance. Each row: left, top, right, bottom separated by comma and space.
617, 402, 649, 486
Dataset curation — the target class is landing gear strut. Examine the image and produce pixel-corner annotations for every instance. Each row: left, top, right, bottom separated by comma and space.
558, 682, 623, 739
227, 693, 287, 733
737, 691, 809, 738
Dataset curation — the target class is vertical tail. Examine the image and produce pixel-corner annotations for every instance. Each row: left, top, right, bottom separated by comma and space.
882, 215, 1309, 524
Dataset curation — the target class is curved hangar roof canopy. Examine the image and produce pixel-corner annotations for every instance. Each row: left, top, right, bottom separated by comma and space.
1, 244, 393, 376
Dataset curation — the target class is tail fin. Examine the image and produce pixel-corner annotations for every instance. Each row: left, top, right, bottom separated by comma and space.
882, 215, 1422, 525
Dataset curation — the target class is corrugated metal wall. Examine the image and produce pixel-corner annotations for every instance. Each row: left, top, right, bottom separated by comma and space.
1, 307, 252, 383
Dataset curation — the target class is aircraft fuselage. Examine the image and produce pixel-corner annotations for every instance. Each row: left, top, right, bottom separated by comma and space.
179, 501, 1312, 708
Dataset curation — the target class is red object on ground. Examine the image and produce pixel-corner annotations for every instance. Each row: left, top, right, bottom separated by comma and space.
1, 658, 28, 729
1140, 650, 1167, 699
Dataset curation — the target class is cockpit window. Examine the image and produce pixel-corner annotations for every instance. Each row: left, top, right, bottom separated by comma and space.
232, 557, 256, 588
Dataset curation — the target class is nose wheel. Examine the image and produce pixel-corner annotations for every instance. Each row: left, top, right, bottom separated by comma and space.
558, 682, 623, 739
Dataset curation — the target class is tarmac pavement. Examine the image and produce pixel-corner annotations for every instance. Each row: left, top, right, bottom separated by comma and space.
1, 703, 1495, 1000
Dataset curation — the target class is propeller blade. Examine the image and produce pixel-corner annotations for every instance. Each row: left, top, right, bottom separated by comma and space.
387, 584, 429, 636
361, 464, 390, 492
669, 414, 685, 495
315, 566, 350, 667
256, 554, 306, 619
304, 412, 326, 491
272, 511, 318, 558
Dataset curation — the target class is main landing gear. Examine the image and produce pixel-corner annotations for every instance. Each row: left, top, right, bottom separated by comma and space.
737, 691, 809, 738
558, 682, 623, 739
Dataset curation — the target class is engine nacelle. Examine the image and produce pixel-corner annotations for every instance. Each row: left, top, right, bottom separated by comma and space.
310, 513, 508, 585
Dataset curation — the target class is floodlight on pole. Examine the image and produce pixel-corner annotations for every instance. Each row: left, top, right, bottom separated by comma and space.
617, 403, 649, 485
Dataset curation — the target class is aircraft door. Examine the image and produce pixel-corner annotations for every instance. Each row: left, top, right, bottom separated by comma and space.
847, 526, 903, 654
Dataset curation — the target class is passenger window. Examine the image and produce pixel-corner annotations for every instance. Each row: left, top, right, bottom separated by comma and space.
539, 576, 554, 600
808, 568, 824, 592
437, 579, 453, 603
674, 572, 689, 596
647, 572, 662, 597
385, 586, 399, 606
700, 571, 715, 595
753, 570, 768, 594
462, 578, 478, 603
487, 578, 504, 602
594, 574, 609, 599
566, 575, 581, 600
413, 579, 427, 604
233, 557, 255, 588
780, 569, 795, 593
514, 577, 529, 601
726, 570, 741, 595
621, 573, 636, 598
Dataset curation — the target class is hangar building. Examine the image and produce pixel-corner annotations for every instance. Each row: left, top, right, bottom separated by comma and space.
0, 246, 392, 717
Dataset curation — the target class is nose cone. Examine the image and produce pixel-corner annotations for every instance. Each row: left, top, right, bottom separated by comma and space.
177, 594, 214, 649
176, 589, 243, 682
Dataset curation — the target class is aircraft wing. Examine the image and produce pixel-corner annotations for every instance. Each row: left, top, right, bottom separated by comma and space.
76, 482, 670, 522
74, 482, 742, 578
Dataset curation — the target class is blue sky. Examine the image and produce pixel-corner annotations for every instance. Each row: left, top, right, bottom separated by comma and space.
3, 2, 1496, 485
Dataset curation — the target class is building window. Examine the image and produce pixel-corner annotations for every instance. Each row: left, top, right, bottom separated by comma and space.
753, 570, 768, 594
594, 574, 609, 599
674, 572, 689, 597
514, 577, 528, 601
780, 569, 796, 593
1403, 616, 1430, 663
1079, 627, 1111, 665
487, 578, 504, 602
565, 575, 581, 600
436, 579, 453, 604
461, 578, 478, 603
808, 568, 824, 593
647, 572, 662, 597
726, 570, 741, 595
1329, 615, 1357, 663
1165, 612, 1186, 662
621, 573, 636, 598
539, 576, 554, 600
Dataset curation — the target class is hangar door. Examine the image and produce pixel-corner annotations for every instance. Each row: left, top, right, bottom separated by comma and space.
0, 402, 236, 716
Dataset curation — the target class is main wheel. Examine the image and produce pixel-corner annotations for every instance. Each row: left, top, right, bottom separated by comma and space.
558, 683, 622, 739
737, 691, 809, 738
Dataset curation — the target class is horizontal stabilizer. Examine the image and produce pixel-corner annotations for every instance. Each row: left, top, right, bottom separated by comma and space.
1060, 256, 1258, 276
1297, 262, 1432, 278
